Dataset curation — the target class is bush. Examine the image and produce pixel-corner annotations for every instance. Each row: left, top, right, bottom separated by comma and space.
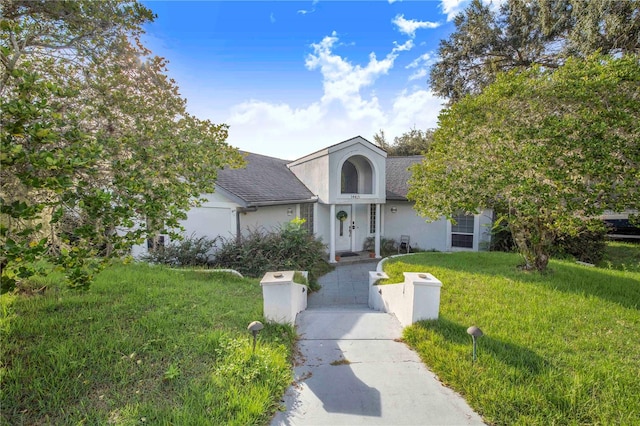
213, 218, 330, 289
490, 226, 516, 252
363, 236, 397, 256
552, 220, 609, 264
142, 233, 218, 267
491, 217, 608, 264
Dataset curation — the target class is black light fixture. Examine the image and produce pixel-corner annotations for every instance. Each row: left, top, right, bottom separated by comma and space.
248, 321, 264, 354
466, 325, 483, 363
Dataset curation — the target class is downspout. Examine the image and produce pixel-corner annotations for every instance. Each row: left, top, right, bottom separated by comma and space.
236, 206, 258, 243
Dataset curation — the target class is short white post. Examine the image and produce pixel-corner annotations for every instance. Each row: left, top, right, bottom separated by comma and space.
409, 272, 443, 321
260, 271, 307, 325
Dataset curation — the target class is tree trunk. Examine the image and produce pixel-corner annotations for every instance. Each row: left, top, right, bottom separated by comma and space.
510, 217, 554, 272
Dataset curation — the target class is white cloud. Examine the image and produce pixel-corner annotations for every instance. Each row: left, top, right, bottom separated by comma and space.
388, 0, 401, 3
392, 14, 441, 38
406, 52, 433, 82
388, 89, 443, 131
407, 52, 432, 69
392, 39, 414, 53
440, 0, 506, 22
305, 32, 396, 113
225, 33, 445, 159
440, 0, 468, 22
270, 12, 275, 23
297, 0, 319, 15
408, 68, 428, 81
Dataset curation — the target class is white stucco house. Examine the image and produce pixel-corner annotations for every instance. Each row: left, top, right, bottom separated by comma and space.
132, 136, 493, 262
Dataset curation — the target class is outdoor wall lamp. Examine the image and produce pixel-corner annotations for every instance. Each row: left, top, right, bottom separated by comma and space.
287, 207, 293, 216
466, 325, 483, 363
390, 206, 398, 213
248, 320, 264, 354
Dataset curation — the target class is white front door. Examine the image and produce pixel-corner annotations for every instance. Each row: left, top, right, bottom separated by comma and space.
335, 205, 352, 252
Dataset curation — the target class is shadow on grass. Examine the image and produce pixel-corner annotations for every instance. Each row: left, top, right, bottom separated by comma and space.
416, 316, 548, 374
538, 261, 640, 311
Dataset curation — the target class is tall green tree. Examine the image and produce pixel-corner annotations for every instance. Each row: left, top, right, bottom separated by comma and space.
0, 0, 243, 290
410, 54, 640, 271
430, 0, 640, 102
373, 128, 435, 156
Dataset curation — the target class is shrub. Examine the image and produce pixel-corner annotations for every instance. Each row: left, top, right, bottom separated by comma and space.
552, 219, 609, 264
491, 217, 608, 264
491, 219, 608, 263
213, 218, 329, 288
363, 236, 397, 256
490, 225, 516, 252
142, 233, 218, 267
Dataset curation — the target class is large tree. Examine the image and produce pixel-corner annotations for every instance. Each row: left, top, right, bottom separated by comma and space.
430, 0, 640, 102
1, 1, 243, 290
409, 54, 640, 271
373, 128, 435, 156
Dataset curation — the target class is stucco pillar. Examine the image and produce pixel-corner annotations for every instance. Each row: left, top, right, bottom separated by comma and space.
375, 203, 381, 258
329, 204, 336, 263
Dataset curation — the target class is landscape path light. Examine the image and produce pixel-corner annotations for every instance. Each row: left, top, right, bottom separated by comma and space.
248, 320, 264, 354
466, 325, 483, 363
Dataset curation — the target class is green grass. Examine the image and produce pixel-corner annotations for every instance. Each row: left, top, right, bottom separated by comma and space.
1, 262, 295, 425
598, 241, 640, 272
382, 249, 640, 425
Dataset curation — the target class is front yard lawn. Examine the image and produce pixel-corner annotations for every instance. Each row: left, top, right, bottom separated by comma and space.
1, 263, 294, 425
384, 248, 640, 425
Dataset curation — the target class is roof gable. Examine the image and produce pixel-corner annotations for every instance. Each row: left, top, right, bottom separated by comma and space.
288, 135, 386, 167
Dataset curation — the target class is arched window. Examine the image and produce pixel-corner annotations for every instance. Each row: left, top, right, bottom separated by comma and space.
340, 155, 373, 194
341, 160, 358, 193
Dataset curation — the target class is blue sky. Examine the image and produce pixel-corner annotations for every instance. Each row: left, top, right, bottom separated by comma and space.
141, 1, 484, 159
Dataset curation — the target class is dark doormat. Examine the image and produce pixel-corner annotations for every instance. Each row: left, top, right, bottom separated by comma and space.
337, 252, 359, 257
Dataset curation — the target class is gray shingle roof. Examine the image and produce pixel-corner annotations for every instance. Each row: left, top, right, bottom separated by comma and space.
216, 151, 424, 204
385, 156, 423, 200
216, 152, 316, 205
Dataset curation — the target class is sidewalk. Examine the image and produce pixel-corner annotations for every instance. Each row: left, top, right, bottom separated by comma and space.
270, 263, 485, 425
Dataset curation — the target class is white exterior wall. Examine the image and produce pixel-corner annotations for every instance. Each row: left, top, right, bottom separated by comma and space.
288, 155, 330, 202
477, 210, 493, 250
383, 201, 449, 251
315, 203, 331, 248
130, 192, 240, 258
182, 192, 238, 241
239, 204, 298, 235
327, 140, 386, 205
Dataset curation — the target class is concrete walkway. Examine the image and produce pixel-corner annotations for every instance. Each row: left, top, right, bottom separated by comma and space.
271, 262, 485, 426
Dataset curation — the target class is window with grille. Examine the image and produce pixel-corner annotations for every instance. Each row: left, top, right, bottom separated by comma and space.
369, 204, 376, 234
451, 214, 474, 248
300, 203, 314, 234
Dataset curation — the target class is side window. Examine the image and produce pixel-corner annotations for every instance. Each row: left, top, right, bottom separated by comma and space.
300, 203, 314, 234
369, 204, 376, 234
451, 214, 474, 248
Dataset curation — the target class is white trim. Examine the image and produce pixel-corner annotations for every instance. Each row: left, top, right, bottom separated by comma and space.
375, 203, 381, 258
329, 204, 336, 263
351, 203, 357, 252
335, 150, 381, 200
